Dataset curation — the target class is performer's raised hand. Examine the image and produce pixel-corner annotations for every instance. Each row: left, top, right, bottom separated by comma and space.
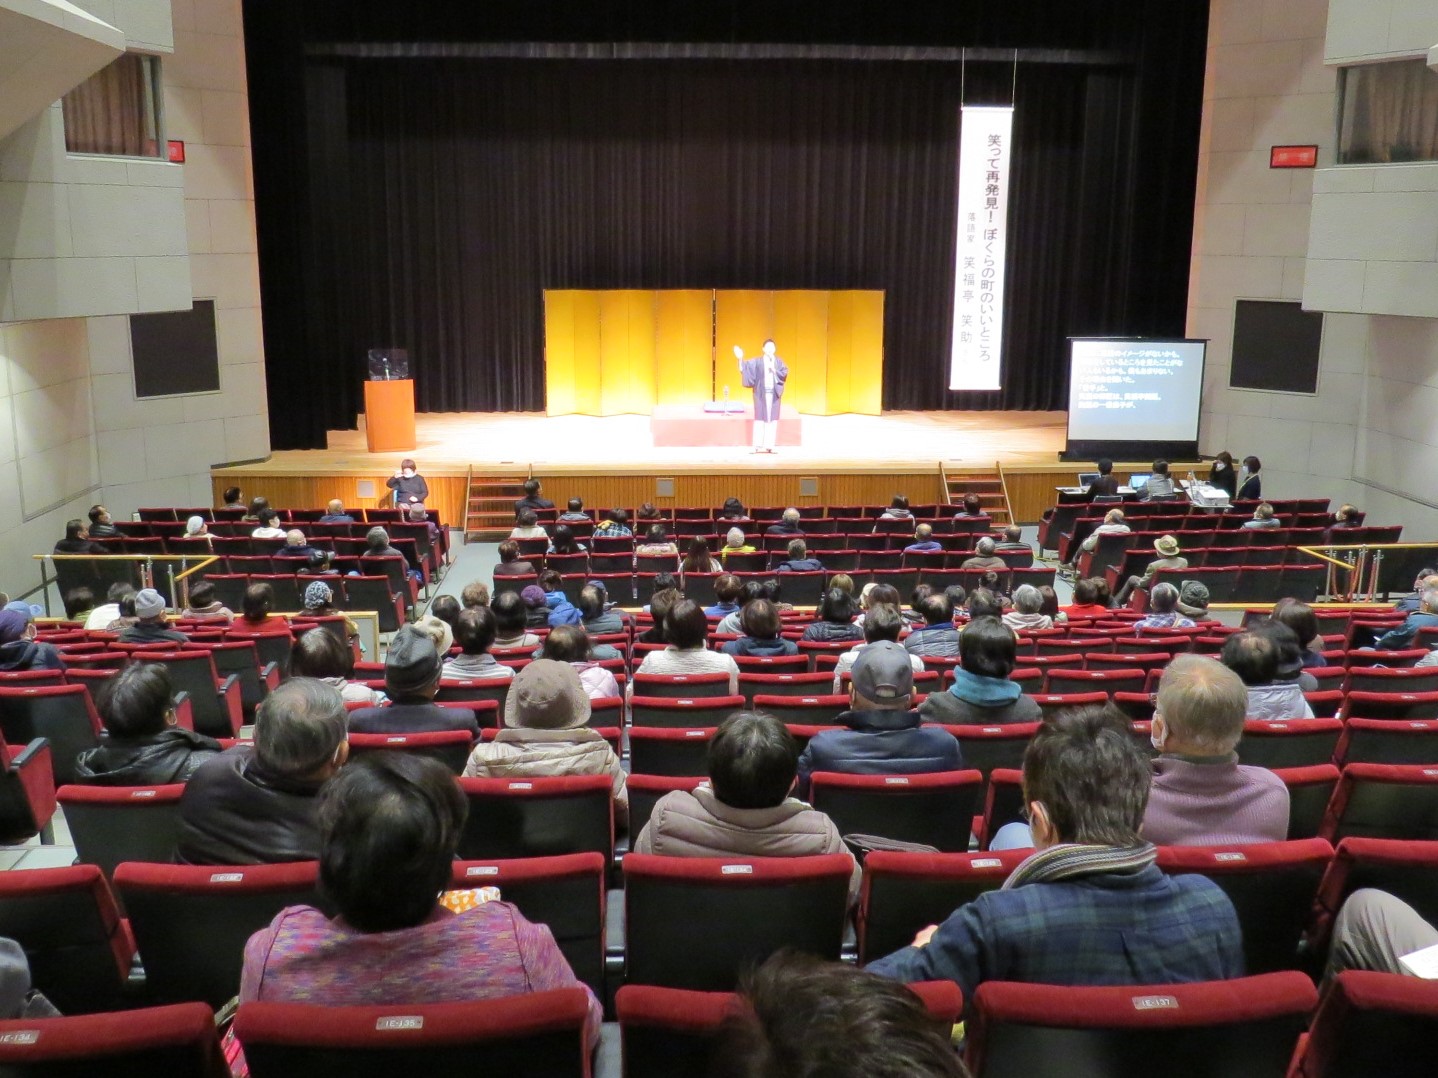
733, 344, 745, 365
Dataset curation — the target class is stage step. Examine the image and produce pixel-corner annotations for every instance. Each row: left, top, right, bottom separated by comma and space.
946, 468, 1011, 526
466, 474, 528, 542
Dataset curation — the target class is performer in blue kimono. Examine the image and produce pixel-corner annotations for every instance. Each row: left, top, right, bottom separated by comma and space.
734, 339, 789, 454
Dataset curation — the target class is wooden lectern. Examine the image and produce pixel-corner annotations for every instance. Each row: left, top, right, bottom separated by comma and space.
364, 378, 416, 453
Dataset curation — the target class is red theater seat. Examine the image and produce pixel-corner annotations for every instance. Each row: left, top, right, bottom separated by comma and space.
1295, 971, 1438, 1078
0, 1002, 228, 1075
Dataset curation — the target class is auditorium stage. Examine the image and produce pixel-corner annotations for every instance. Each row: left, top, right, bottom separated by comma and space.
213, 410, 1078, 528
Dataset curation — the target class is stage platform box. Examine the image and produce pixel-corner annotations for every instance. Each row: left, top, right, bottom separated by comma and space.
650, 403, 801, 447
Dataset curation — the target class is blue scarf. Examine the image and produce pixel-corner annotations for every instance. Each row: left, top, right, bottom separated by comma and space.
949, 667, 1022, 705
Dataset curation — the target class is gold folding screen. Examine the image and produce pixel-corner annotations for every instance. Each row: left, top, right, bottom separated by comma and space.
544, 289, 883, 416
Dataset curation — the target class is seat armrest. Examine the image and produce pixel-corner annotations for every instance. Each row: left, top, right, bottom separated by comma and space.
171, 691, 194, 731
260, 662, 281, 691
11, 739, 56, 834
216, 675, 243, 736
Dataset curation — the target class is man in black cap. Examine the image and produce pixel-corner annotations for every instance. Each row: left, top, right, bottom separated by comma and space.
348, 625, 479, 737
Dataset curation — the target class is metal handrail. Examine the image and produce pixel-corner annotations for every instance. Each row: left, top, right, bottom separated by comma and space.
32, 554, 220, 616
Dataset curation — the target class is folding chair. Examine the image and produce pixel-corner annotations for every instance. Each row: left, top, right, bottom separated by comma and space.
235, 989, 595, 1077
0, 1001, 228, 1075
58, 783, 186, 878
347, 729, 475, 773
1155, 838, 1333, 974
0, 684, 103, 787
629, 727, 715, 777
114, 860, 322, 1007
630, 672, 734, 699
455, 774, 614, 861
623, 853, 852, 990
1322, 763, 1438, 844
810, 770, 982, 852
630, 695, 745, 729
856, 848, 1030, 964
615, 980, 963, 1078
1236, 719, 1344, 770
966, 972, 1317, 1078
0, 864, 135, 1013
449, 853, 606, 996
1295, 970, 1438, 1078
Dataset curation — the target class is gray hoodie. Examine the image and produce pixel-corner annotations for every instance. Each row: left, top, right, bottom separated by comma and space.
1245, 682, 1315, 721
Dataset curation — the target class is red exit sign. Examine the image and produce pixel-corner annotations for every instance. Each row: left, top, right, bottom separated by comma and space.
1270, 145, 1318, 169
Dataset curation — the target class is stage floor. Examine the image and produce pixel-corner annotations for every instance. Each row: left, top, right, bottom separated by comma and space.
231, 410, 1068, 477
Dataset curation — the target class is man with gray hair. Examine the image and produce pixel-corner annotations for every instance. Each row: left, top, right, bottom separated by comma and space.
175, 678, 349, 864
1372, 584, 1438, 650
960, 536, 1006, 572
1133, 582, 1197, 630
1143, 654, 1289, 846
1001, 584, 1052, 631
765, 508, 804, 537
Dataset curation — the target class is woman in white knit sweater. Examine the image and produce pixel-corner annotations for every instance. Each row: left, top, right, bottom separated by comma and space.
633, 598, 739, 697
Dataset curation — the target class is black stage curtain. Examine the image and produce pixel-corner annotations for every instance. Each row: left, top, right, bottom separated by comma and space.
250, 40, 1205, 448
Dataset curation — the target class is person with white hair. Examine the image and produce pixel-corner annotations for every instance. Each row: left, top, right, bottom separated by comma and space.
720, 526, 756, 563
765, 508, 804, 536
960, 537, 1006, 572
1080, 508, 1130, 553
1134, 582, 1196, 630
1001, 584, 1052, 631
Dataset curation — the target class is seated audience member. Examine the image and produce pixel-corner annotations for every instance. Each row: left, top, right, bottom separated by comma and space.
1141, 458, 1175, 500
558, 497, 590, 524
1176, 580, 1211, 622
1394, 569, 1436, 614
86, 504, 120, 539
878, 494, 914, 522
1324, 503, 1362, 543
492, 540, 537, 579
829, 573, 856, 597
290, 626, 385, 707
491, 590, 541, 649
222, 486, 244, 510
250, 509, 287, 539
904, 592, 961, 658
513, 477, 555, 514
800, 589, 864, 643
469, 659, 626, 826
117, 588, 189, 645
705, 573, 744, 618
282, 529, 326, 561
520, 585, 550, 629
833, 603, 924, 691
717, 497, 750, 522
318, 499, 354, 524
363, 526, 410, 569
635, 599, 740, 693
106, 594, 138, 633
721, 599, 799, 658
635, 523, 679, 559
178, 515, 212, 548
77, 663, 222, 785
965, 587, 1003, 623
429, 594, 461, 632
1001, 584, 1052, 632
775, 539, 824, 573
1269, 599, 1323, 669
176, 678, 349, 864
63, 585, 96, 622
539, 623, 620, 700
1242, 502, 1280, 529
54, 518, 106, 555
866, 705, 1243, 1007
904, 523, 943, 554
904, 584, 932, 627
1037, 585, 1066, 625
349, 626, 480, 738
230, 582, 290, 635
459, 581, 490, 609
717, 580, 767, 636
1132, 582, 1196, 631
720, 526, 756, 562
961, 537, 1007, 572
593, 507, 633, 538
712, 952, 970, 1078
509, 509, 549, 541
1221, 630, 1314, 719
412, 614, 455, 659
1252, 619, 1317, 692
576, 582, 624, 640
238, 753, 600, 1041
953, 494, 986, 519
1208, 451, 1237, 499
243, 496, 270, 523
1372, 581, 1438, 650
995, 525, 1030, 553
765, 508, 804, 536
547, 524, 586, 556
1236, 455, 1262, 501
796, 641, 963, 797
386, 458, 429, 508
0, 607, 63, 672
919, 616, 1041, 726
537, 569, 581, 627
442, 606, 514, 682
681, 537, 720, 575
301, 580, 362, 652
297, 550, 335, 577
1327, 889, 1438, 980
85, 582, 134, 631
635, 712, 857, 898
405, 502, 442, 546
1085, 457, 1120, 501
1114, 535, 1187, 606
1142, 655, 1289, 846
1061, 577, 1109, 620
636, 587, 681, 645
1079, 508, 1130, 554
637, 502, 660, 521
854, 582, 901, 628
180, 579, 233, 622
762, 576, 794, 615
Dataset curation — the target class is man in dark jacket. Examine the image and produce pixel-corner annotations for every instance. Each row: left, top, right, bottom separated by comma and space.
175, 678, 349, 864
796, 640, 963, 797
76, 664, 222, 785
513, 477, 555, 515
53, 519, 106, 555
116, 589, 189, 645
1084, 458, 1120, 501
775, 539, 824, 573
0, 607, 63, 672
917, 616, 1042, 726
348, 626, 479, 737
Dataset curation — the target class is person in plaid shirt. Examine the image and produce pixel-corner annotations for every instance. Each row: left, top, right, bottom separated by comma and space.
867, 705, 1243, 1011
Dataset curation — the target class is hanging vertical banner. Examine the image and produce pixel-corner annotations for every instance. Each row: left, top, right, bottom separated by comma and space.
949, 105, 1013, 391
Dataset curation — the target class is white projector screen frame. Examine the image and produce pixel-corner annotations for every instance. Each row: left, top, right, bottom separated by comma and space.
1063, 337, 1206, 459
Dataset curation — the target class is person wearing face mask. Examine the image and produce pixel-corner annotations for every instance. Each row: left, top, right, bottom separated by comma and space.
0, 604, 63, 672
386, 457, 429, 508
1207, 450, 1237, 500
1142, 654, 1289, 847
1235, 455, 1262, 501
